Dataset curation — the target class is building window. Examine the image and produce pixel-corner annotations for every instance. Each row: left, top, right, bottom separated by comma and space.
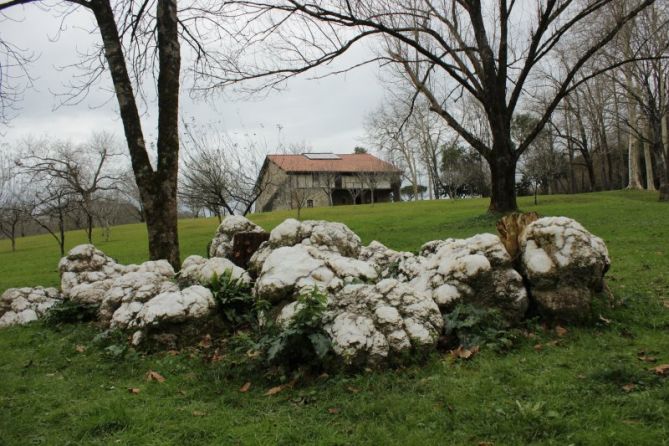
307, 199, 314, 208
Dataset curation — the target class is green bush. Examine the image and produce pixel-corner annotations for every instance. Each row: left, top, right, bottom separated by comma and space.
259, 287, 332, 368
208, 270, 263, 329
442, 303, 518, 352
43, 300, 99, 326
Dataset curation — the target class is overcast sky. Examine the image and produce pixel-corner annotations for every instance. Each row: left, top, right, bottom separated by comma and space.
1, 4, 386, 155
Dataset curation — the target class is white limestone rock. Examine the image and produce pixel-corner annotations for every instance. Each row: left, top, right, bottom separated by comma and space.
519, 216, 610, 320
254, 245, 378, 303
358, 240, 415, 278
321, 279, 443, 367
0, 287, 62, 328
178, 255, 251, 287
132, 285, 216, 328
405, 234, 528, 323
209, 215, 264, 258
58, 244, 126, 303
101, 272, 179, 325
270, 219, 362, 256
124, 260, 175, 278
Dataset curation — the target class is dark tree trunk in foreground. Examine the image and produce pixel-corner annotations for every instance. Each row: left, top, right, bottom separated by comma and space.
91, 0, 181, 268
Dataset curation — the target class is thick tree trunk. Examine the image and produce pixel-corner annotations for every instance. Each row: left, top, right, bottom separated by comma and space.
91, 0, 181, 268
487, 149, 518, 213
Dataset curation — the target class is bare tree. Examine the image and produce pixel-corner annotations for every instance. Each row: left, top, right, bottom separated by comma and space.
220, 0, 654, 212
0, 1, 251, 267
281, 174, 315, 219
0, 155, 29, 251
16, 134, 124, 244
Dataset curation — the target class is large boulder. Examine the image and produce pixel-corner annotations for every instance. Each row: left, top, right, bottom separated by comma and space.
110, 285, 216, 337
178, 255, 251, 287
100, 272, 179, 325
248, 219, 363, 277
58, 245, 126, 304
319, 279, 443, 367
254, 245, 378, 303
519, 217, 610, 321
402, 234, 529, 323
0, 287, 62, 328
209, 215, 265, 258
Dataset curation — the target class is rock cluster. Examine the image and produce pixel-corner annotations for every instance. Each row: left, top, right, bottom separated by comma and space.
0, 213, 611, 368
400, 233, 528, 323
0, 287, 62, 328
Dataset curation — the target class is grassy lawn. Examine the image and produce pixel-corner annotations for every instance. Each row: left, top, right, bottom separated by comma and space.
1, 190, 668, 445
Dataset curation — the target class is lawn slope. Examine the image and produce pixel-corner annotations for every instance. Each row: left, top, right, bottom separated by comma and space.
1, 190, 668, 445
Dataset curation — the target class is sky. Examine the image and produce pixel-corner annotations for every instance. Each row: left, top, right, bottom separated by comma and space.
0, 4, 387, 156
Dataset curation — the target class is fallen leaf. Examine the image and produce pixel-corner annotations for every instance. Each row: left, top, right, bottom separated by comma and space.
651, 364, 669, 376
265, 379, 296, 396
555, 325, 568, 337
246, 350, 261, 359
533, 344, 543, 352
75, 345, 86, 353
210, 349, 224, 363
598, 315, 612, 325
192, 410, 206, 417
128, 387, 141, 394
450, 345, 480, 360
662, 300, 669, 309
146, 370, 166, 383
198, 334, 212, 348
622, 383, 636, 393
239, 382, 251, 393
265, 385, 287, 396
327, 407, 339, 414
167, 350, 180, 356
347, 386, 361, 394
478, 442, 494, 446
637, 353, 657, 363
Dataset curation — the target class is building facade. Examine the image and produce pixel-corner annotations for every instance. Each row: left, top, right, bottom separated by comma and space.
255, 153, 402, 212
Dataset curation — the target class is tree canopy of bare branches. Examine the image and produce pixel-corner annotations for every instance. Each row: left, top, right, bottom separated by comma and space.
218, 0, 655, 212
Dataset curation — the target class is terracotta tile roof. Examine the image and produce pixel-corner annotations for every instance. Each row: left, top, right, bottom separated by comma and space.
267, 153, 401, 173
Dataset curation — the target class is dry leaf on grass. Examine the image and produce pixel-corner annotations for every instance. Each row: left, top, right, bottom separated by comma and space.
75, 345, 86, 353
198, 334, 212, 348
347, 386, 361, 394
128, 387, 141, 394
450, 345, 480, 360
327, 408, 339, 414
264, 380, 296, 396
662, 300, 669, 309
555, 325, 568, 337
650, 364, 669, 376
192, 410, 206, 417
622, 383, 636, 393
637, 352, 657, 363
146, 370, 166, 383
239, 382, 251, 393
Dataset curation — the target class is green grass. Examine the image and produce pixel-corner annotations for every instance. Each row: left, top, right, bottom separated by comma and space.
1, 190, 668, 445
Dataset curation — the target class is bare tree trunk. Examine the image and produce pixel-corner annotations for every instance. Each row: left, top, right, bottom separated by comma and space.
626, 91, 644, 189
91, 0, 181, 268
660, 111, 669, 201
643, 121, 656, 191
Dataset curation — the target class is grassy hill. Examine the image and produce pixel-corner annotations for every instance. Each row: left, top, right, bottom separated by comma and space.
1, 190, 668, 445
